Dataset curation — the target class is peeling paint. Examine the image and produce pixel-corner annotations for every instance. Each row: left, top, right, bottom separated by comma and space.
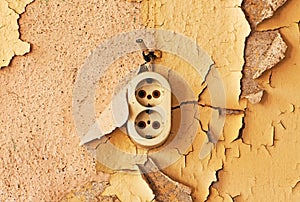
241, 30, 287, 104
1, 0, 299, 201
208, 1, 300, 200
257, 0, 300, 31
5, 0, 34, 14
137, 0, 250, 201
102, 171, 155, 202
242, 0, 288, 28
139, 158, 193, 202
60, 181, 120, 202
0, 0, 32, 68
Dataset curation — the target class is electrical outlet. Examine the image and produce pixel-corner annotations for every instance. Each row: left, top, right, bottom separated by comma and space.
78, 71, 171, 148
127, 71, 171, 148
135, 110, 163, 139
135, 78, 163, 107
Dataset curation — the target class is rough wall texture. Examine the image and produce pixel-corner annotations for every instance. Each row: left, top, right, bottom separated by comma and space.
0, 0, 143, 201
242, 0, 288, 28
0, 0, 300, 201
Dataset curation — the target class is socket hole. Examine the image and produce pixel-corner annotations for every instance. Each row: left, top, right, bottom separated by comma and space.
137, 121, 146, 129
152, 121, 160, 129
145, 135, 153, 139
138, 90, 146, 98
152, 90, 161, 98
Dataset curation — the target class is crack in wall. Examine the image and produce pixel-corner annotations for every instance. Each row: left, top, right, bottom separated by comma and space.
4, 0, 296, 201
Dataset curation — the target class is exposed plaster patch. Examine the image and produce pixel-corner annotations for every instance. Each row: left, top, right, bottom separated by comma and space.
257, 0, 300, 31
0, 0, 145, 200
241, 30, 287, 104
139, 158, 193, 202
0, 0, 32, 68
242, 0, 288, 28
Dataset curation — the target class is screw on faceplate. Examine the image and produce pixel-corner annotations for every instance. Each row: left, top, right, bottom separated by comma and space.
136, 38, 162, 72
136, 38, 152, 63
146, 109, 153, 114
146, 78, 153, 84
136, 39, 149, 52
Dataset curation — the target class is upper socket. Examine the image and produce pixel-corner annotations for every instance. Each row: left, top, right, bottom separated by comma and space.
135, 78, 163, 107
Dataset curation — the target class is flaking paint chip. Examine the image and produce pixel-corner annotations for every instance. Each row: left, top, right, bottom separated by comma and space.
241, 30, 287, 104
242, 0, 288, 27
102, 171, 155, 202
60, 181, 120, 202
0, 0, 32, 68
139, 158, 193, 202
5, 0, 33, 14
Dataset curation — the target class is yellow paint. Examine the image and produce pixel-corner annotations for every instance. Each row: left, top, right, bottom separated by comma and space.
257, 0, 300, 31
102, 172, 155, 202
5, 0, 33, 14
60, 181, 114, 202
210, 23, 300, 201
0, 0, 32, 68
209, 1, 300, 201
14, 0, 297, 201
140, 0, 250, 201
141, 0, 250, 109
139, 0, 299, 201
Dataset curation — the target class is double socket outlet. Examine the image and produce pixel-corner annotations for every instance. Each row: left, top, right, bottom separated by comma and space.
127, 71, 171, 148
